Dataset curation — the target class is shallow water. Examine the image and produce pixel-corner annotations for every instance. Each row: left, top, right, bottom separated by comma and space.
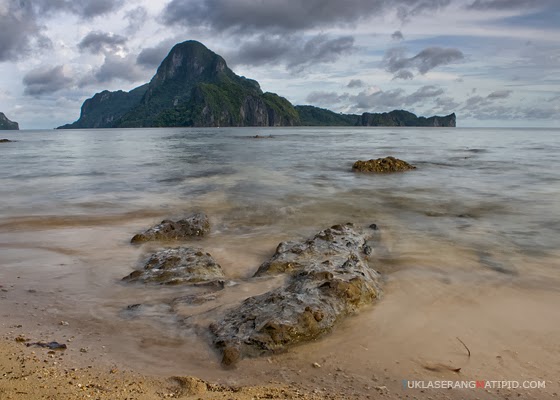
1, 127, 559, 396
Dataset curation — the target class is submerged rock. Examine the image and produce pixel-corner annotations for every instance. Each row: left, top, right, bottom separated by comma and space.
122, 247, 225, 285
0, 139, 14, 143
210, 223, 382, 366
131, 212, 210, 243
352, 156, 416, 173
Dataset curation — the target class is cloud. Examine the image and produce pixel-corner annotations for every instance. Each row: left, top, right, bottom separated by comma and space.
391, 30, 404, 41
0, 0, 51, 62
347, 79, 365, 88
305, 91, 349, 106
136, 39, 179, 69
466, 0, 555, 10
23, 65, 73, 96
383, 46, 464, 79
78, 31, 127, 55
90, 54, 147, 84
124, 6, 148, 34
351, 85, 446, 111
227, 34, 355, 72
392, 70, 414, 80
487, 90, 512, 99
161, 0, 452, 33
305, 85, 447, 113
35, 0, 125, 19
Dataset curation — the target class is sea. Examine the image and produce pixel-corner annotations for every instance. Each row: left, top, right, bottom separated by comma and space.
1, 127, 559, 394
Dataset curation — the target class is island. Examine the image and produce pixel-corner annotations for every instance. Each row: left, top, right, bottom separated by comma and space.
58, 41, 455, 129
0, 112, 19, 130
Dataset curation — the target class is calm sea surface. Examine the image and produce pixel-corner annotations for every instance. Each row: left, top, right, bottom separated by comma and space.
1, 126, 559, 383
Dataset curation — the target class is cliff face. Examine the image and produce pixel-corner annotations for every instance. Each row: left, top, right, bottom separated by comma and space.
58, 85, 148, 129
0, 112, 19, 130
358, 110, 456, 127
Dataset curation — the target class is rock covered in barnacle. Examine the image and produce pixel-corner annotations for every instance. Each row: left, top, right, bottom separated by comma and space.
210, 223, 381, 366
122, 247, 225, 285
352, 156, 416, 173
131, 212, 210, 243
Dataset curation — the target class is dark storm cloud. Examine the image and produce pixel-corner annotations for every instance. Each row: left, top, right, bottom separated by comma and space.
227, 34, 355, 71
78, 31, 127, 55
347, 79, 365, 88
35, 0, 125, 19
0, 0, 51, 62
23, 65, 73, 96
391, 31, 404, 41
136, 39, 177, 69
161, 0, 451, 33
383, 46, 464, 79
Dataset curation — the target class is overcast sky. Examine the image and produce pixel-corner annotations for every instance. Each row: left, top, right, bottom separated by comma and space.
0, 0, 559, 129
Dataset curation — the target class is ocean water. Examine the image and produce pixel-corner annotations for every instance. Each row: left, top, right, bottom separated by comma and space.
1, 127, 559, 391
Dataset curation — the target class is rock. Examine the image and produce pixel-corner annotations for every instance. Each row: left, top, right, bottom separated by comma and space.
210, 223, 382, 366
131, 212, 210, 243
26, 341, 67, 350
0, 138, 14, 143
312, 362, 321, 368
170, 376, 208, 396
122, 247, 225, 285
352, 156, 416, 173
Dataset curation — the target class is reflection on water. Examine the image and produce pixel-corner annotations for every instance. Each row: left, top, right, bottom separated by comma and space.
1, 127, 560, 387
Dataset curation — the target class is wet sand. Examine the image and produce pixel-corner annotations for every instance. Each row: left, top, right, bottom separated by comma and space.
1, 210, 559, 399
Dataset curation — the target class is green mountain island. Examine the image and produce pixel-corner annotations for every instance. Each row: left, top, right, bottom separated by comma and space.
58, 41, 456, 129
0, 112, 19, 130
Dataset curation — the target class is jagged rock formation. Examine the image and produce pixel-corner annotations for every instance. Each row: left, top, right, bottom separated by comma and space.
122, 247, 225, 285
130, 213, 211, 243
210, 223, 382, 366
352, 156, 416, 173
58, 41, 456, 129
0, 112, 19, 130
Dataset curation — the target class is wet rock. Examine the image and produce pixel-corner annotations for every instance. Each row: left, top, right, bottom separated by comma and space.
131, 212, 210, 243
0, 139, 14, 143
352, 156, 416, 173
26, 341, 67, 350
122, 247, 225, 285
210, 223, 382, 366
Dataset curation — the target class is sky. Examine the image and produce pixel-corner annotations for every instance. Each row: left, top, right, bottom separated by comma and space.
0, 0, 559, 129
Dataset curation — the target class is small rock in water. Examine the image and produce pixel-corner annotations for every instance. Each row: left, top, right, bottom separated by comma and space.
122, 247, 225, 285
131, 212, 210, 243
352, 156, 416, 173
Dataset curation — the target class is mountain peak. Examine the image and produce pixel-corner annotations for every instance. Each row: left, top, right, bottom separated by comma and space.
151, 40, 228, 86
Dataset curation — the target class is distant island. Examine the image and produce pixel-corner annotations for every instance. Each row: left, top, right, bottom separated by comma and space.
58, 41, 456, 129
0, 112, 19, 130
